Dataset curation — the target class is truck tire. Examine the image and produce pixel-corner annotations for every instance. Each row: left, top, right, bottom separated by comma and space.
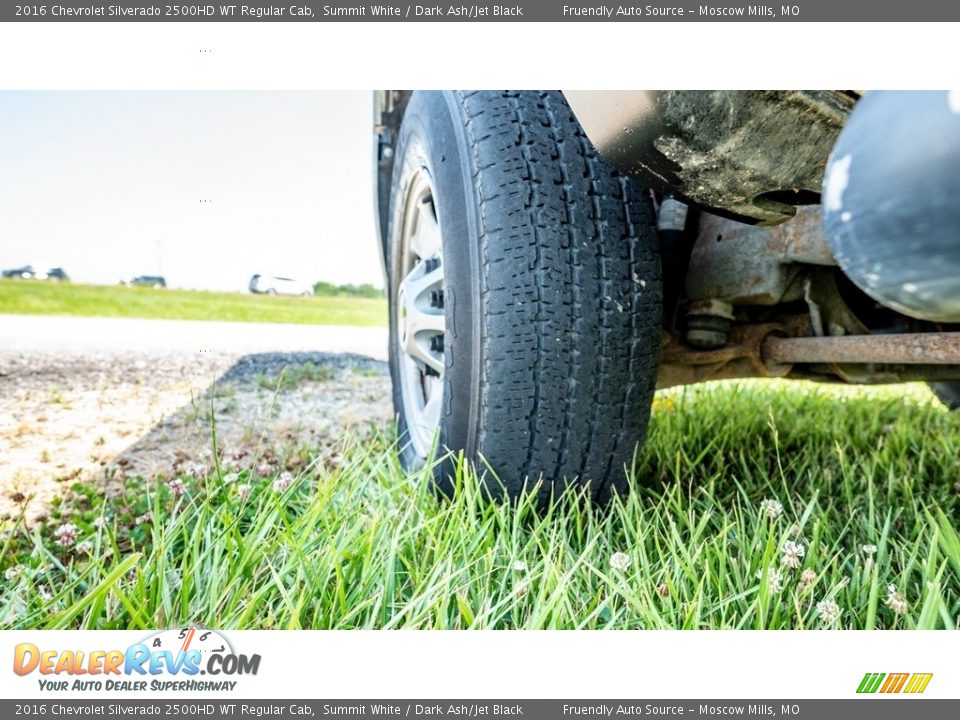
931, 382, 960, 410
386, 91, 662, 504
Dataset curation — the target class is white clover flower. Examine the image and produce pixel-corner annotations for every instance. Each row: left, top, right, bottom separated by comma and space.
237, 484, 252, 501
781, 540, 806, 569
54, 523, 79, 548
511, 561, 528, 572
761, 567, 784, 594
92, 516, 108, 529
861, 544, 878, 556
257, 463, 273, 476
757, 567, 784, 593
75, 540, 93, 556
185, 462, 206, 478
38, 586, 53, 602
273, 471, 294, 492
609, 552, 632, 571
816, 599, 842, 625
885, 584, 908, 615
759, 498, 784, 520
167, 478, 187, 498
4, 565, 25, 582
800, 569, 817, 587
222, 472, 239, 485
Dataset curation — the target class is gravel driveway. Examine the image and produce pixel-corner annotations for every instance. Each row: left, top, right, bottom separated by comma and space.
0, 316, 392, 525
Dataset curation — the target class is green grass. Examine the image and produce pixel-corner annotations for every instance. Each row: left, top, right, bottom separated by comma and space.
1, 380, 958, 629
0, 280, 387, 326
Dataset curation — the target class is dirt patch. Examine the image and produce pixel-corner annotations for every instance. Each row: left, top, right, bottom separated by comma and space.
0, 351, 392, 525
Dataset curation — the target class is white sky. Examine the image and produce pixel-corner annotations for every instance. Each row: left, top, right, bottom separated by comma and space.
0, 91, 384, 291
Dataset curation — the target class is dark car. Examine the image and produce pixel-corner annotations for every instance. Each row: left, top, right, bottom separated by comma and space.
373, 90, 960, 503
123, 275, 167, 288
2, 265, 69, 281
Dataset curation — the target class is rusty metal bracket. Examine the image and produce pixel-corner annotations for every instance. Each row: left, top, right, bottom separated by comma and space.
658, 323, 792, 388
687, 207, 835, 306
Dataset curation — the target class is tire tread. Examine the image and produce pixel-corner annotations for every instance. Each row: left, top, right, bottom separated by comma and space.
454, 90, 662, 502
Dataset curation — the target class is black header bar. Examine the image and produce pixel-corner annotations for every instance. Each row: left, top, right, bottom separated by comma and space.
3, 1, 958, 22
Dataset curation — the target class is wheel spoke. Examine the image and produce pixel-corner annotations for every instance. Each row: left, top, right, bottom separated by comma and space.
421, 383, 443, 430
406, 302, 445, 337
401, 299, 444, 374
403, 262, 442, 301
410, 197, 441, 260
421, 200, 442, 258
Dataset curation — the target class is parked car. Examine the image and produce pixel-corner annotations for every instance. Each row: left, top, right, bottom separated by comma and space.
1, 265, 69, 281
249, 274, 314, 296
122, 275, 167, 288
373, 90, 960, 503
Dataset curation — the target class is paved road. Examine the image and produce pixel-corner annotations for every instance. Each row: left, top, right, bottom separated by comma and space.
0, 314, 389, 360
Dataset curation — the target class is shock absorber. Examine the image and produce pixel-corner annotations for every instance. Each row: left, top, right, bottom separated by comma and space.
657, 197, 691, 331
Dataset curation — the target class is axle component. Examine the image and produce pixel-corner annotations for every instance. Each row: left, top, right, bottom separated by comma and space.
762, 332, 960, 366
657, 327, 960, 389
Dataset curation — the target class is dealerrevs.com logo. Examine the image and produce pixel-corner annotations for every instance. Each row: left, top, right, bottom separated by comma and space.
13, 627, 260, 692
857, 673, 933, 694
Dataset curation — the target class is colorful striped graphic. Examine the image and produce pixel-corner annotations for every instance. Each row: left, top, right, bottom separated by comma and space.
857, 672, 933, 694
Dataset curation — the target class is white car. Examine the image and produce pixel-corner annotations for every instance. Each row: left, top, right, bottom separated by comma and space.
248, 274, 314, 296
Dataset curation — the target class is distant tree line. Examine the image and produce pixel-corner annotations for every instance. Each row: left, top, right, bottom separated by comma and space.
312, 281, 385, 298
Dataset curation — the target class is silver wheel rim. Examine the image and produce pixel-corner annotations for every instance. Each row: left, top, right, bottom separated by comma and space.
397, 169, 445, 458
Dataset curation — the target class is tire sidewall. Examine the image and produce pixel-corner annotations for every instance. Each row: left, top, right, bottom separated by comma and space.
387, 91, 480, 486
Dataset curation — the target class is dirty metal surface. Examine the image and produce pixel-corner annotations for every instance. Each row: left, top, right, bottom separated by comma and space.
566, 90, 854, 224
687, 207, 835, 305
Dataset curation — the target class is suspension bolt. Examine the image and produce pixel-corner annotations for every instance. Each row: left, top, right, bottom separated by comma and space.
686, 299, 735, 349
424, 257, 441, 273
429, 289, 444, 308
430, 335, 444, 353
